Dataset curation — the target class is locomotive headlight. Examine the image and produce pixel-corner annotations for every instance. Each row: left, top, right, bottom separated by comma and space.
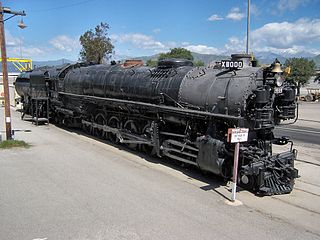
275, 74, 284, 87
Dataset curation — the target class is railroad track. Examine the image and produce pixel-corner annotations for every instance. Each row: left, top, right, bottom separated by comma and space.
296, 158, 320, 167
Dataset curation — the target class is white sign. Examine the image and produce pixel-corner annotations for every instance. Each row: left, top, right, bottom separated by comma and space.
221, 60, 243, 69
228, 128, 249, 143
274, 87, 283, 94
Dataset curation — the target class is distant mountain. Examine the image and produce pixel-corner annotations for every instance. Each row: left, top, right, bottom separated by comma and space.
254, 52, 286, 64
4, 63, 18, 73
33, 58, 75, 68
282, 51, 316, 58
126, 52, 290, 65
311, 54, 320, 68
1, 53, 318, 73
121, 52, 228, 65
192, 52, 229, 64
192, 52, 320, 67
0, 58, 75, 73
131, 54, 159, 62
128, 52, 284, 65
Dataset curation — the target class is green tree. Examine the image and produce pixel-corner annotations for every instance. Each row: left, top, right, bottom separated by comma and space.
158, 48, 194, 61
79, 22, 114, 64
315, 72, 320, 83
146, 59, 158, 67
284, 58, 316, 96
193, 60, 205, 67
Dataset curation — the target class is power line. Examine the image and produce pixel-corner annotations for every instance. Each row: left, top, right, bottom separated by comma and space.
29, 0, 96, 12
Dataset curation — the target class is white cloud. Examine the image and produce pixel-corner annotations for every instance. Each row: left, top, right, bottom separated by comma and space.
224, 37, 246, 53
5, 30, 20, 47
251, 4, 260, 16
6, 16, 320, 61
111, 33, 166, 50
208, 14, 223, 21
153, 28, 161, 34
218, 18, 320, 56
18, 47, 46, 56
167, 41, 178, 48
49, 35, 80, 52
111, 33, 223, 55
252, 18, 320, 49
6, 44, 48, 59
4, 32, 81, 60
184, 45, 221, 55
226, 7, 245, 21
220, 18, 320, 56
278, 0, 310, 11
111, 18, 320, 58
4, 30, 46, 58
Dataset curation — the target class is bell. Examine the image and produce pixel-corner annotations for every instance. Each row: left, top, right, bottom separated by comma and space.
284, 66, 291, 75
271, 62, 283, 73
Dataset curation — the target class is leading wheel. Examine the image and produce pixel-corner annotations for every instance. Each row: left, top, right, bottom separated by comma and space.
141, 123, 154, 155
94, 113, 107, 139
107, 116, 120, 144
123, 120, 139, 150
82, 115, 94, 135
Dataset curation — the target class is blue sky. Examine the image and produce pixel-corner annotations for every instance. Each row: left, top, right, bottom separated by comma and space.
3, 0, 320, 61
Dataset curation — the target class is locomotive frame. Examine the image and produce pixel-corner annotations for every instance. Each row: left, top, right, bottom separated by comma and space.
15, 54, 299, 196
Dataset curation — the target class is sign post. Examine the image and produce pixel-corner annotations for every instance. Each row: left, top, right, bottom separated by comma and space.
0, 4, 26, 140
227, 128, 249, 202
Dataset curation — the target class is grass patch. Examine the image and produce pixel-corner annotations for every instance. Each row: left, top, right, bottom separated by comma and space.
0, 140, 30, 149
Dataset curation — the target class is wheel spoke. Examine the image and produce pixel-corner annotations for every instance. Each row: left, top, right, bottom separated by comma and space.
94, 113, 107, 139
124, 120, 138, 150
141, 123, 154, 155
82, 115, 93, 135
107, 116, 120, 143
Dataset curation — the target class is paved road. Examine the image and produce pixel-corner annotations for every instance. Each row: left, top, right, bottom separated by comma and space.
274, 101, 320, 145
0, 109, 318, 240
274, 124, 320, 145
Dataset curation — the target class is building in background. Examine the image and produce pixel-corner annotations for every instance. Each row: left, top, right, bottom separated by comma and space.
0, 73, 20, 106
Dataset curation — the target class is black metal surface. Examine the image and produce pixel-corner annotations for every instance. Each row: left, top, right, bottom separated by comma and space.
63, 64, 193, 106
15, 71, 30, 97
15, 57, 299, 196
197, 136, 226, 176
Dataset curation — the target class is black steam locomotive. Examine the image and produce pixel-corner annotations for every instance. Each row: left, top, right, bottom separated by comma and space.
15, 54, 299, 195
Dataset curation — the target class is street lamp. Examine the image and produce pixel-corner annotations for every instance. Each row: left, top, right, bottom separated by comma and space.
18, 18, 27, 58
0, 2, 26, 140
18, 19, 27, 29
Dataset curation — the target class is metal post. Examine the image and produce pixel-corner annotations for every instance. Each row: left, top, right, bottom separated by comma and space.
0, 2, 26, 140
0, 2, 12, 140
231, 142, 240, 201
246, 0, 250, 54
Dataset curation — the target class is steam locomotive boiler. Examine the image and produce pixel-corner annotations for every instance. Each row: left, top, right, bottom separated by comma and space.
15, 54, 299, 195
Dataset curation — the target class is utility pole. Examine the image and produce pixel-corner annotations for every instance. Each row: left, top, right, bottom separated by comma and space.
246, 0, 250, 54
0, 2, 26, 140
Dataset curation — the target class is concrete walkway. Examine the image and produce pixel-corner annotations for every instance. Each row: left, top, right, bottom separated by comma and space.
0, 105, 319, 239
